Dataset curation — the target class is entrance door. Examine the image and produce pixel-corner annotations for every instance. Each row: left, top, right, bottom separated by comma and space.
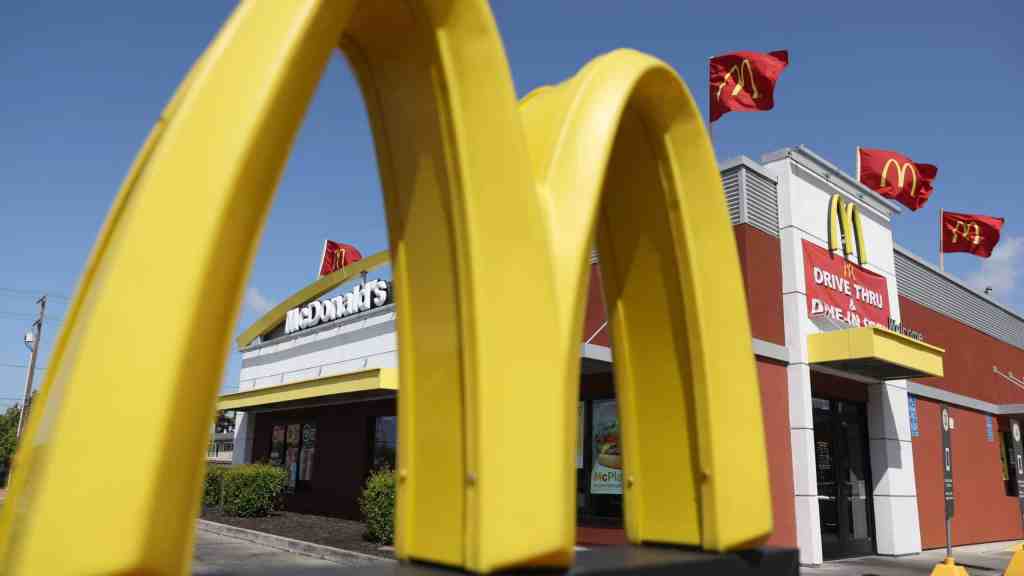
813, 397, 875, 558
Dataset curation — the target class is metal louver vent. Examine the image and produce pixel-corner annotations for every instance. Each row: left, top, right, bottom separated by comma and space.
720, 159, 779, 237
895, 247, 1024, 348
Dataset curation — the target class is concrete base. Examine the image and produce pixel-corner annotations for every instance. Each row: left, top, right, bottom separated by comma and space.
1006, 545, 1024, 576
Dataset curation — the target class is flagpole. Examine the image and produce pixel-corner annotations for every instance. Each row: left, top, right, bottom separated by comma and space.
708, 57, 714, 145
939, 208, 945, 273
856, 146, 861, 184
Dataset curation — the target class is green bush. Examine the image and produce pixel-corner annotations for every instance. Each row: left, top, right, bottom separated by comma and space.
359, 467, 396, 544
221, 464, 287, 517
0, 403, 24, 486
203, 465, 228, 507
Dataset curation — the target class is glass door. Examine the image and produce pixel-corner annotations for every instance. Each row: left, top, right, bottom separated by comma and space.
814, 398, 875, 558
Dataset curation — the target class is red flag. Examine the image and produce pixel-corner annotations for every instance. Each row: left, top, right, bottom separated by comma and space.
858, 147, 937, 211
319, 240, 363, 277
710, 50, 789, 122
941, 211, 1004, 257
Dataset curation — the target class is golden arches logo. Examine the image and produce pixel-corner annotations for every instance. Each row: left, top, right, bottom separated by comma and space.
880, 159, 919, 196
0, 2, 770, 574
331, 247, 349, 269
950, 220, 983, 245
843, 260, 857, 280
715, 59, 759, 101
828, 195, 868, 267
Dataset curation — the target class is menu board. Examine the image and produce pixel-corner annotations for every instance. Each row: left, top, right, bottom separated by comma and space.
590, 400, 622, 494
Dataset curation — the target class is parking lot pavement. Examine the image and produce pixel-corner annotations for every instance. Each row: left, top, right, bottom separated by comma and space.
800, 541, 1021, 576
193, 529, 385, 575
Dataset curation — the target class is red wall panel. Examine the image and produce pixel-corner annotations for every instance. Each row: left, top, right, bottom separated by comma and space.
912, 397, 1022, 548
583, 264, 610, 347
900, 296, 1024, 405
758, 358, 797, 547
734, 224, 786, 346
584, 223, 785, 348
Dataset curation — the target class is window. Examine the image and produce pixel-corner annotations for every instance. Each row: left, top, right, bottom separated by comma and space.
372, 416, 397, 470
269, 422, 316, 491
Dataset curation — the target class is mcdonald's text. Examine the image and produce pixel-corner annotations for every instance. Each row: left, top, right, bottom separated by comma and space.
285, 279, 391, 335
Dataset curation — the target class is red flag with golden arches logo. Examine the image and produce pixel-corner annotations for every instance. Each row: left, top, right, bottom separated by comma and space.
709, 50, 789, 122
941, 212, 1004, 258
318, 240, 363, 277
857, 147, 937, 211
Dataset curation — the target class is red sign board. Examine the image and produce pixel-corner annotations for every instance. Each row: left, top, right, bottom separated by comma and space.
803, 240, 889, 328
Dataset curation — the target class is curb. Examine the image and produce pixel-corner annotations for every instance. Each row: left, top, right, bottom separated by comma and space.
197, 519, 394, 566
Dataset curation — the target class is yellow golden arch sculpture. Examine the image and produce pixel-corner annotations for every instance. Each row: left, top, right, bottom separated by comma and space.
0, 1, 770, 573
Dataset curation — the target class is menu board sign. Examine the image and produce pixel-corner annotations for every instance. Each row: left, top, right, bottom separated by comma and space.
941, 407, 954, 518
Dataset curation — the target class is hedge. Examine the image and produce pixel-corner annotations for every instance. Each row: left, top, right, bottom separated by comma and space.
359, 467, 396, 544
203, 465, 228, 507
221, 464, 287, 517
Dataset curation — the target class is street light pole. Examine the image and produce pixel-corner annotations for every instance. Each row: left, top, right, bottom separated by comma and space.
16, 295, 46, 440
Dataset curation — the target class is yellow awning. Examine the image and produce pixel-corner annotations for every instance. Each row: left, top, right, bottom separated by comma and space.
807, 326, 944, 381
217, 367, 397, 411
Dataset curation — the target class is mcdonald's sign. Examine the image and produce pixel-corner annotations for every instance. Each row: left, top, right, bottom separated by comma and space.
0, 2, 771, 574
827, 194, 868, 267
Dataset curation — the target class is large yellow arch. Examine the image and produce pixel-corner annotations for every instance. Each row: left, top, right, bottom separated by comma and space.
0, 1, 769, 574
521, 50, 770, 551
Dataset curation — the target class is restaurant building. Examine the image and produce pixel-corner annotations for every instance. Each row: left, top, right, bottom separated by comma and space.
219, 145, 1024, 564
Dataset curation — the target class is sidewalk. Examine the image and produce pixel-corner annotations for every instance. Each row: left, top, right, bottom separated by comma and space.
801, 541, 1022, 575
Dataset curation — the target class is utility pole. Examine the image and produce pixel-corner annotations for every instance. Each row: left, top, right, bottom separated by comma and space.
16, 295, 46, 440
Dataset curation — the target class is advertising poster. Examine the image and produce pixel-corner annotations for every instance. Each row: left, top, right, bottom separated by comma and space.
577, 402, 583, 469
299, 423, 316, 482
285, 424, 300, 490
270, 425, 285, 466
590, 400, 622, 494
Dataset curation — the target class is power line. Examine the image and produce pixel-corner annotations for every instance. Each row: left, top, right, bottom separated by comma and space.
0, 363, 46, 371
0, 288, 70, 301
0, 312, 62, 322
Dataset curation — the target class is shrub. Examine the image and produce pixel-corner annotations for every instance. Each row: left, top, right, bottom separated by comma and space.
221, 464, 287, 517
203, 465, 228, 507
359, 467, 396, 544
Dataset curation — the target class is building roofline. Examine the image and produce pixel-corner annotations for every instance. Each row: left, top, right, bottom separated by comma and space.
761, 145, 904, 217
894, 243, 1024, 325
719, 155, 777, 183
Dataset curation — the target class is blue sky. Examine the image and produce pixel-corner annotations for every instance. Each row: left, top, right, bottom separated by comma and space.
1, 1, 1022, 402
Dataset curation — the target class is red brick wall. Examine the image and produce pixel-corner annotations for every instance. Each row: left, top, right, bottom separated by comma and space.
583, 264, 610, 347
758, 358, 797, 547
584, 223, 784, 347
911, 397, 1022, 548
900, 296, 1024, 405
